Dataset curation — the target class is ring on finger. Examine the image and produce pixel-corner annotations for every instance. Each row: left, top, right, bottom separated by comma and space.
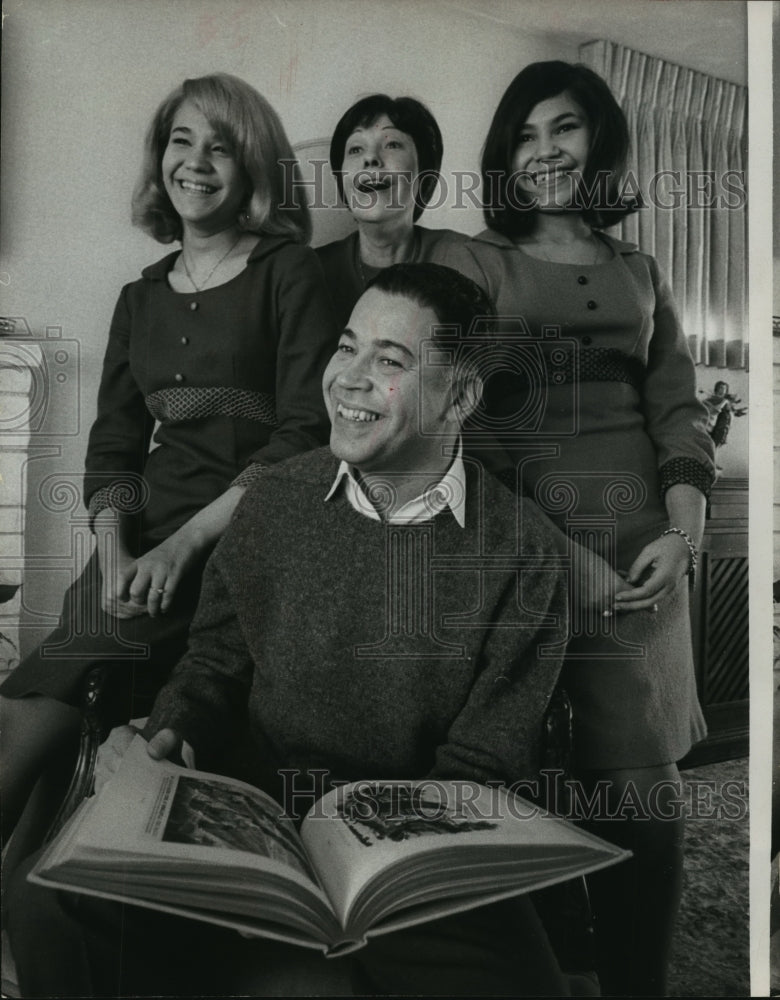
154, 587, 165, 594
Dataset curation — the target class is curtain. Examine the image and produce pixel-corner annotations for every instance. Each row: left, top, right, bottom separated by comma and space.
579, 40, 747, 370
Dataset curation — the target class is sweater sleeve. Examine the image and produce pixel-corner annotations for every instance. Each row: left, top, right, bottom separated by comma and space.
83, 284, 155, 526
427, 504, 568, 785
144, 544, 254, 760
240, 247, 337, 473
642, 257, 716, 499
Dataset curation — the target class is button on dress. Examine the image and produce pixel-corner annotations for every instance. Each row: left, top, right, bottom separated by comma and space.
435, 229, 716, 768
2, 237, 339, 707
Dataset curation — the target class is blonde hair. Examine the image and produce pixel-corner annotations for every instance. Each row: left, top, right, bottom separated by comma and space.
132, 73, 311, 244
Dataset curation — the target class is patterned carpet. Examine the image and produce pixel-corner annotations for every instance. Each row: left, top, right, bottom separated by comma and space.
668, 757, 750, 997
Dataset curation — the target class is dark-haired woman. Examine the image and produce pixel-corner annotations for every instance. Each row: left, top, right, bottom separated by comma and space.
438, 61, 715, 997
0, 73, 337, 849
316, 94, 467, 326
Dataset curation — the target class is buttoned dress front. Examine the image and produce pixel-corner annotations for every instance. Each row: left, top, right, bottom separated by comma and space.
436, 229, 716, 768
2, 236, 338, 708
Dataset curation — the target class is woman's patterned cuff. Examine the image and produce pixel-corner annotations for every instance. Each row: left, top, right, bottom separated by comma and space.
86, 477, 150, 532
658, 457, 715, 500
87, 487, 114, 530
230, 463, 268, 489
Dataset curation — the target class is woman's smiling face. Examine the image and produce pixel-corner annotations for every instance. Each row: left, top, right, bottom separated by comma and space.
340, 114, 419, 225
511, 91, 592, 211
161, 100, 248, 236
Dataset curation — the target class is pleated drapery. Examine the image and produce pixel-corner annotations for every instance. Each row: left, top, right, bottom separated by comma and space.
580, 40, 747, 370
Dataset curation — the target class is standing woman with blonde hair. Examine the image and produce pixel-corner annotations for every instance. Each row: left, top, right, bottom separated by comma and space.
439, 61, 715, 997
1, 73, 338, 850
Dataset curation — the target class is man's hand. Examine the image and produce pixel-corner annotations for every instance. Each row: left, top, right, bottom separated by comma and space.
146, 727, 185, 761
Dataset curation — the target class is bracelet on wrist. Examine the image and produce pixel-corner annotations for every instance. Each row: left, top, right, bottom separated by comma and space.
661, 527, 698, 577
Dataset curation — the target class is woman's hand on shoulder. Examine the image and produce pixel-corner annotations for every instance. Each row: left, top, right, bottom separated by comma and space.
613, 534, 690, 610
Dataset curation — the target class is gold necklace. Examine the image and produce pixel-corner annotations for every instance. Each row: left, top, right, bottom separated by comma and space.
531, 233, 601, 265
181, 234, 242, 292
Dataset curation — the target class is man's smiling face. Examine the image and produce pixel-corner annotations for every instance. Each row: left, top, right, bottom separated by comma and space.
323, 288, 456, 476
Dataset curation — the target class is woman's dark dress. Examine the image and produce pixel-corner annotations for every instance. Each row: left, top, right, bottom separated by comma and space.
315, 226, 468, 327
1, 237, 338, 709
437, 229, 716, 768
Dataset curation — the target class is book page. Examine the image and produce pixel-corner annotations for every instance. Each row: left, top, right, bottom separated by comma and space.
300, 779, 626, 927
32, 736, 349, 948
61, 736, 321, 891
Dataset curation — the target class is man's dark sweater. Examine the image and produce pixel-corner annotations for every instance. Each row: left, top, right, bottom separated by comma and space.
147, 448, 568, 798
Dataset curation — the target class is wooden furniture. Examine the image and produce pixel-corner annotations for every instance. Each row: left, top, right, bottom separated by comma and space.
681, 476, 749, 767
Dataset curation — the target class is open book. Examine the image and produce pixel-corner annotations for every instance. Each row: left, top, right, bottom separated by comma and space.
31, 736, 629, 957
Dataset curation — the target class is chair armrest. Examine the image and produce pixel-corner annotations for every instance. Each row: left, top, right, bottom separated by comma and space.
541, 685, 573, 817
44, 666, 111, 841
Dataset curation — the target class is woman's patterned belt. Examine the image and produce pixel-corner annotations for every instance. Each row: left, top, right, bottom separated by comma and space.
145, 386, 278, 425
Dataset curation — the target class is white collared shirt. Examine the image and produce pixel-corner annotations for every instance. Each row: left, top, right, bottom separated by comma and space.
324, 440, 466, 527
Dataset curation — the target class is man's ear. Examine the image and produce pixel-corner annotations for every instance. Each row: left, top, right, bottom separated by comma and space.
450, 373, 484, 423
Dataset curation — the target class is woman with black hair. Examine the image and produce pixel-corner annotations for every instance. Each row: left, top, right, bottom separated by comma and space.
316, 94, 467, 325
439, 61, 715, 997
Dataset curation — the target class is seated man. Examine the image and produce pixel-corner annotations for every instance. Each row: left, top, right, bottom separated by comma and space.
7, 264, 574, 997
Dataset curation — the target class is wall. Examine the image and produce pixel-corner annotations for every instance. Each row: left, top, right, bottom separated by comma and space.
0, 0, 749, 653
774, 3, 780, 582
774, 326, 780, 581
1, 0, 574, 655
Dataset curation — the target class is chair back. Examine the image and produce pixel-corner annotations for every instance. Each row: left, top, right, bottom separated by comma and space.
293, 138, 356, 248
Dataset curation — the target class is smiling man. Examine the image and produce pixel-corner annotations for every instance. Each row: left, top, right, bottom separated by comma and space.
7, 264, 576, 997
323, 278, 475, 518
142, 264, 568, 798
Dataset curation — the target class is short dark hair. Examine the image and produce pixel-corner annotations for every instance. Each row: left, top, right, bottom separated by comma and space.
132, 73, 310, 244
367, 262, 497, 397
329, 95, 443, 222
481, 61, 639, 236
369, 262, 494, 335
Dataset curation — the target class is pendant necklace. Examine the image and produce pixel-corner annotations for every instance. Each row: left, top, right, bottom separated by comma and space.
182, 234, 242, 292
